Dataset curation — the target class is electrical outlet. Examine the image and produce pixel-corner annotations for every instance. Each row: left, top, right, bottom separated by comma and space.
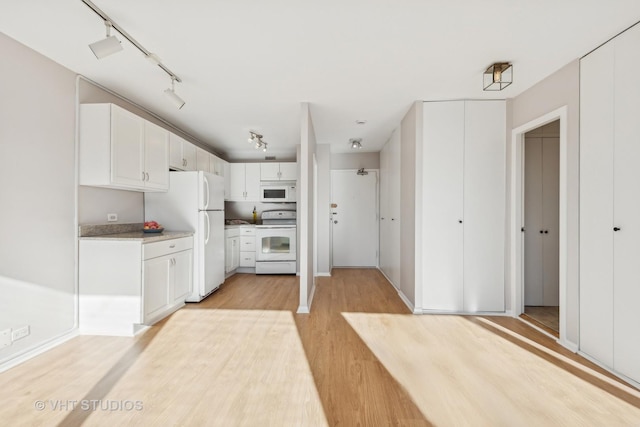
11, 325, 29, 342
0, 329, 10, 348
107, 213, 118, 222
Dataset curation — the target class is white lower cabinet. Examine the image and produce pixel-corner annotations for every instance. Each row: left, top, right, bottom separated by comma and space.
239, 226, 256, 267
225, 228, 240, 274
79, 235, 193, 336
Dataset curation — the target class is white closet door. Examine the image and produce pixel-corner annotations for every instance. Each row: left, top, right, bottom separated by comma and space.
613, 25, 640, 382
579, 42, 615, 367
389, 128, 402, 288
422, 101, 464, 311
379, 140, 391, 279
524, 137, 544, 306
463, 100, 505, 312
542, 137, 560, 306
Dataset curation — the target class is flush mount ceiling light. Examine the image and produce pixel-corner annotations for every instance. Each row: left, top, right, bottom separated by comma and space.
88, 20, 123, 59
248, 131, 268, 152
349, 138, 363, 149
82, 0, 185, 108
483, 62, 513, 91
164, 76, 185, 109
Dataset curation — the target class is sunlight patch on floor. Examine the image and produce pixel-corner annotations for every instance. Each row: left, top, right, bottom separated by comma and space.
342, 313, 640, 427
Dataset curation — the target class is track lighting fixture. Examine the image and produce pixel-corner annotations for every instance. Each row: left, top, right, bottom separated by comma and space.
164, 76, 185, 109
88, 20, 123, 59
82, 0, 186, 108
349, 138, 363, 149
248, 131, 268, 152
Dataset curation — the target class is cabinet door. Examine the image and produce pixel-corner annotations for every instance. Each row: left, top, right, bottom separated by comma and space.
182, 142, 197, 171
225, 237, 233, 273
143, 255, 170, 323
580, 42, 615, 367
196, 148, 210, 173
223, 161, 231, 200
169, 133, 185, 170
232, 237, 240, 270
422, 101, 464, 311
143, 121, 169, 191
210, 154, 221, 176
172, 250, 193, 304
279, 163, 297, 181
229, 163, 246, 201
463, 100, 505, 312
110, 105, 144, 188
261, 163, 280, 181
245, 163, 261, 201
613, 25, 640, 383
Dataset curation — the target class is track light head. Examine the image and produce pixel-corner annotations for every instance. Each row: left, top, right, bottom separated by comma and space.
248, 131, 268, 152
349, 138, 363, 149
89, 21, 123, 59
164, 77, 185, 109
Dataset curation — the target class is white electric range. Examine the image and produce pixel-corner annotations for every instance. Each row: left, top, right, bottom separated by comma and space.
255, 210, 297, 275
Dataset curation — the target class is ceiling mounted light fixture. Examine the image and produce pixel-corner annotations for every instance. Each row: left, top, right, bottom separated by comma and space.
88, 20, 123, 59
483, 62, 513, 91
349, 138, 363, 149
248, 131, 268, 152
164, 76, 185, 109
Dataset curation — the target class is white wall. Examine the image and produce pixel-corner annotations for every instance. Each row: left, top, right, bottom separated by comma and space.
298, 103, 317, 312
316, 144, 331, 275
330, 152, 380, 170
399, 101, 422, 310
0, 33, 77, 366
507, 60, 580, 346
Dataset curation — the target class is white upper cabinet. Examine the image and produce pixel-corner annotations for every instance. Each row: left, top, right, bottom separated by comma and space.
196, 147, 210, 173
229, 163, 260, 202
210, 153, 225, 176
79, 103, 169, 192
169, 133, 196, 171
260, 162, 297, 181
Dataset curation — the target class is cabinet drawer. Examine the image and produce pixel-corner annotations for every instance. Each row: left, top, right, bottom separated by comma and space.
239, 251, 256, 267
240, 227, 256, 236
240, 236, 256, 251
143, 237, 193, 260
225, 228, 240, 238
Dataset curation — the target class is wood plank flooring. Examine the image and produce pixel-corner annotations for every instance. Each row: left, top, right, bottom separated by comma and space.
523, 305, 560, 336
0, 268, 638, 426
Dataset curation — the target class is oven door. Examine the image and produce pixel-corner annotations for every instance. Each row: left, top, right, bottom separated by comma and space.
256, 226, 297, 261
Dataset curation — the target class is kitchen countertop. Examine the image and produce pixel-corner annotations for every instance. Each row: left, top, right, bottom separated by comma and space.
79, 231, 193, 242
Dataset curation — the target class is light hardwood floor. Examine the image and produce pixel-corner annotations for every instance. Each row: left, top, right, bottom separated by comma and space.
1, 269, 639, 426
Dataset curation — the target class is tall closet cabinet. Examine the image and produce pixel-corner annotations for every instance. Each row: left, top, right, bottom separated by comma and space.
580, 23, 640, 384
421, 100, 506, 313
379, 128, 401, 289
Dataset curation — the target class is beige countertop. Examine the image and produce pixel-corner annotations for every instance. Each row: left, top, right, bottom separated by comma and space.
79, 230, 193, 242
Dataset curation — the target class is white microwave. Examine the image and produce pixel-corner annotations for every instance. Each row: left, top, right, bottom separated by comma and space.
260, 182, 296, 202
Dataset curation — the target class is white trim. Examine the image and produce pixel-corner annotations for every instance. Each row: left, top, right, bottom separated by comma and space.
422, 310, 511, 316
376, 268, 399, 291
510, 106, 569, 344
578, 351, 640, 390
316, 272, 331, 277
397, 290, 419, 313
0, 329, 79, 373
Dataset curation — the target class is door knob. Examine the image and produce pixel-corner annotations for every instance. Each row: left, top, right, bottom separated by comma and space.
544, 230, 549, 234
540, 230, 544, 234
614, 227, 621, 231
334, 220, 338, 224
458, 220, 462, 223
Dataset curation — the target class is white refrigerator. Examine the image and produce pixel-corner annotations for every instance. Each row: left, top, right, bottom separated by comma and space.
145, 171, 225, 302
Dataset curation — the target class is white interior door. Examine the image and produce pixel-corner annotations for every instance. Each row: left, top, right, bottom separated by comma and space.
542, 136, 560, 306
524, 137, 544, 306
331, 170, 378, 267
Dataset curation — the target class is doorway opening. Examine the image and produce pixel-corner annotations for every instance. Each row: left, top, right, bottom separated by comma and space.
510, 106, 569, 349
522, 120, 560, 336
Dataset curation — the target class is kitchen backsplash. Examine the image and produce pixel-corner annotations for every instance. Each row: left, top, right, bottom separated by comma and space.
224, 201, 296, 223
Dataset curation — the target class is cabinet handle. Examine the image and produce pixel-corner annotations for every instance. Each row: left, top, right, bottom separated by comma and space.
146, 172, 150, 181
614, 227, 621, 231
391, 218, 395, 221
142, 171, 146, 181
169, 244, 176, 248
458, 220, 462, 224
381, 217, 385, 220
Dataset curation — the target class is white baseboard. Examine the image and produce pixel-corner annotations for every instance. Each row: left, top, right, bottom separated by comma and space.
559, 339, 579, 353
316, 272, 331, 277
578, 350, 640, 390
0, 329, 79, 373
396, 290, 416, 313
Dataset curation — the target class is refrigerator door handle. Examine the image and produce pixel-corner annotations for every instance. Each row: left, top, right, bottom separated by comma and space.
203, 175, 210, 210
204, 211, 211, 245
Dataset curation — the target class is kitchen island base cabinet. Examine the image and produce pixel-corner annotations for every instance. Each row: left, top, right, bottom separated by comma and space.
79, 236, 193, 336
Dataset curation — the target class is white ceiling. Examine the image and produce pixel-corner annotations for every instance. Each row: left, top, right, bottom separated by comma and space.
2, 1, 640, 161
